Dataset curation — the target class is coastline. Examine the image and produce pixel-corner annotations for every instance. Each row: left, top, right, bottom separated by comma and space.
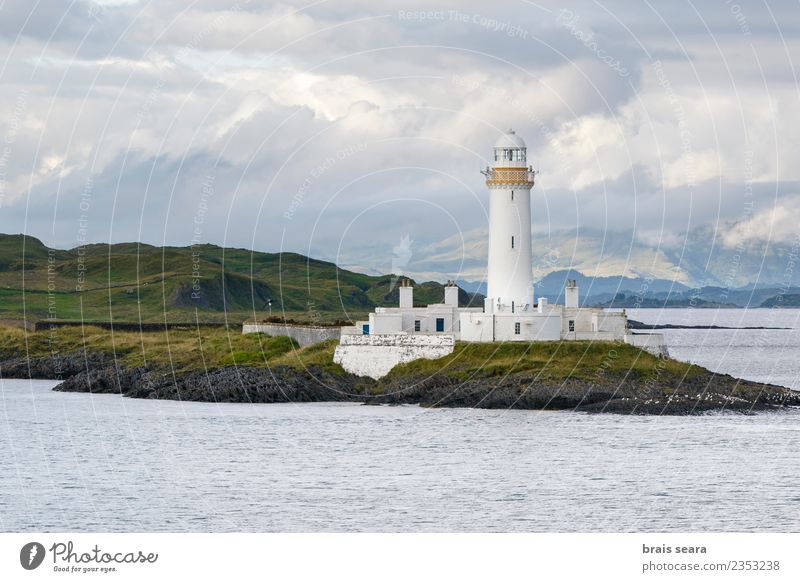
3, 349, 798, 415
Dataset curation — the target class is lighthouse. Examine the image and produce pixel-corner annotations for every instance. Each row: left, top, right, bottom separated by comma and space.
326, 128, 665, 377
482, 129, 536, 313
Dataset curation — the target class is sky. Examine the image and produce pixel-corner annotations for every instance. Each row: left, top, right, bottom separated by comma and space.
0, 0, 798, 283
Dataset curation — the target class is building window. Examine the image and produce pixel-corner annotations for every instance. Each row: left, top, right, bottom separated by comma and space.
414, 320, 420, 332
436, 318, 445, 332
511, 236, 514, 249
514, 322, 521, 335
511, 190, 514, 201
568, 320, 575, 332
362, 324, 370, 335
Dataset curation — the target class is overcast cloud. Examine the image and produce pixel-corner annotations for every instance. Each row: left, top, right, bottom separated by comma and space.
1, 0, 798, 284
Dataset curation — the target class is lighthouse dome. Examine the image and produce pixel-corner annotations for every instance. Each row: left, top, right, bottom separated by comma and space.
494, 129, 526, 149
492, 129, 527, 166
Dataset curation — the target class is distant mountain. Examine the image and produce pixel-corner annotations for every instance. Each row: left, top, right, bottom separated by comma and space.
0, 234, 482, 324
457, 270, 689, 306
333, 226, 800, 290
760, 294, 800, 308
458, 269, 800, 308
533, 270, 690, 304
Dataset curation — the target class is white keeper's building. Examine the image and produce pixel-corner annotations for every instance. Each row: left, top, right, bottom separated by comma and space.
330, 130, 667, 378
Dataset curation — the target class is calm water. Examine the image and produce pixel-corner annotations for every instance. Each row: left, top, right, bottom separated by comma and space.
624, 308, 800, 390
1, 308, 799, 532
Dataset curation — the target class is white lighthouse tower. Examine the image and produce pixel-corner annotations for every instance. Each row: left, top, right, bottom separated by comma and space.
482, 129, 537, 314
327, 127, 666, 377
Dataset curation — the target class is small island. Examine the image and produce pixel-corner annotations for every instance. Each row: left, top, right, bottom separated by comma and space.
1, 323, 797, 415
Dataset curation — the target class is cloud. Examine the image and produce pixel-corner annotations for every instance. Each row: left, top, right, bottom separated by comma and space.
0, 0, 799, 286
721, 195, 800, 248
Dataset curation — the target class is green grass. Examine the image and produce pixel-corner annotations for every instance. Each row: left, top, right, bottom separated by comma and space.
383, 340, 700, 384
0, 323, 344, 374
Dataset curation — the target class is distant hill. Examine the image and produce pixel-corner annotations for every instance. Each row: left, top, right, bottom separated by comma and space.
460, 269, 800, 308
459, 270, 691, 306
593, 294, 738, 309
0, 234, 482, 324
761, 294, 800, 307
395, 226, 800, 289
533, 269, 690, 304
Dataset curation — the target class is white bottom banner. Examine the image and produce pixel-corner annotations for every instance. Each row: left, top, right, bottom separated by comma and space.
1, 533, 797, 581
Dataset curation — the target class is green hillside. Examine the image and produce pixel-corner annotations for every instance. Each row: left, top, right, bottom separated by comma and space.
0, 234, 482, 324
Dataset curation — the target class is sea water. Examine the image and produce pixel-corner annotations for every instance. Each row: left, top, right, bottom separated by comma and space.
1, 308, 799, 532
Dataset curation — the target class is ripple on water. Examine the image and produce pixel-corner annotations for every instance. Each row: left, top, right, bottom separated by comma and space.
4, 310, 800, 534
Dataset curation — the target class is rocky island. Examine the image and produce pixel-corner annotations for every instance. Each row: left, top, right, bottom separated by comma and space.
1, 323, 797, 415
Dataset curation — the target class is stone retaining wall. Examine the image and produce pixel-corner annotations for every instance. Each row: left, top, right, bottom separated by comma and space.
333, 333, 455, 379
242, 322, 341, 346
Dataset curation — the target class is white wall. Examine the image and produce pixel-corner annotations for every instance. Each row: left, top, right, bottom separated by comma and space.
593, 312, 627, 334
369, 312, 403, 334
565, 286, 579, 308
399, 286, 413, 309
444, 286, 459, 307
625, 333, 669, 357
368, 305, 459, 335
459, 313, 495, 342
333, 334, 455, 379
561, 308, 594, 337
487, 184, 534, 311
459, 312, 561, 342
242, 323, 340, 346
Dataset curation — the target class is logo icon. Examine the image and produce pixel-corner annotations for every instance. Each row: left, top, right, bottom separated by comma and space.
20, 542, 45, 570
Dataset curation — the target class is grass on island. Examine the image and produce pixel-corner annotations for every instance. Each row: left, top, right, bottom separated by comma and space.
0, 321, 707, 389
383, 340, 701, 384
0, 323, 344, 375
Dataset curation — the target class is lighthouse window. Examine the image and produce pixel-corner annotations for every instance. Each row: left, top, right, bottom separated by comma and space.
514, 322, 521, 335
511, 191, 514, 201
414, 320, 420, 332
511, 236, 514, 249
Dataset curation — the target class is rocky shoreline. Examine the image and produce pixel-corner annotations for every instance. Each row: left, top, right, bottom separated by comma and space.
2, 352, 799, 415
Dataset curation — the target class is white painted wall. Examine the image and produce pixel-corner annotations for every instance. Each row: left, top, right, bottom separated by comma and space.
565, 285, 579, 308
459, 313, 496, 342
444, 285, 459, 307
459, 312, 562, 342
399, 286, 413, 309
242, 323, 340, 346
486, 135, 535, 312
369, 312, 403, 334
487, 183, 533, 311
592, 311, 627, 334
333, 333, 455, 379
625, 333, 669, 357
369, 304, 460, 335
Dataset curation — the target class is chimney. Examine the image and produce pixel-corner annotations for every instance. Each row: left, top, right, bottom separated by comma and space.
538, 297, 549, 313
399, 279, 413, 309
444, 280, 459, 307
565, 279, 579, 308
